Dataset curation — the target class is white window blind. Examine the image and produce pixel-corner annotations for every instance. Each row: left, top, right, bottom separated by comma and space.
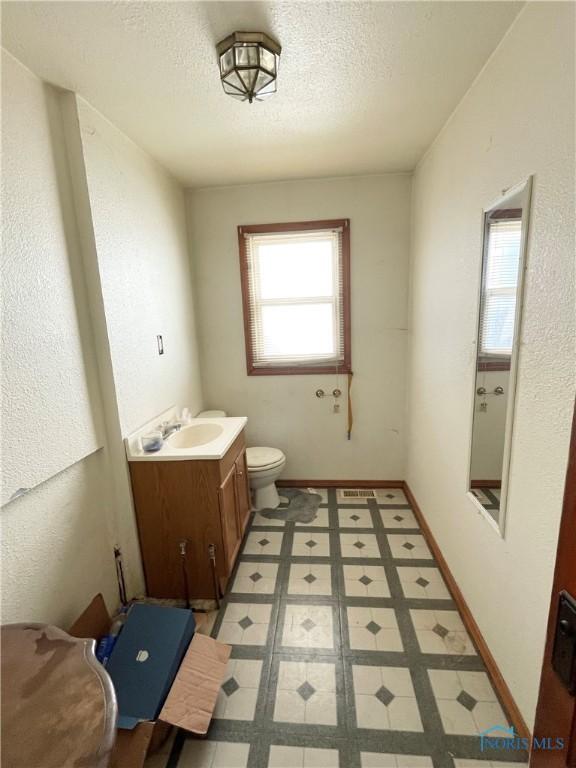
243, 228, 346, 370
479, 218, 522, 357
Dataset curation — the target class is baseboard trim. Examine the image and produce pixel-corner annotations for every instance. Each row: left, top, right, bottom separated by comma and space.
403, 481, 530, 740
277, 480, 404, 488
471, 480, 502, 489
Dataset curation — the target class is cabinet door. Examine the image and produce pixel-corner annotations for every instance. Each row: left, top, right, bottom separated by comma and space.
219, 465, 242, 574
235, 450, 251, 535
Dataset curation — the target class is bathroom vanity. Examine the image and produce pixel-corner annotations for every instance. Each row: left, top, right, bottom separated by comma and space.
126, 413, 250, 599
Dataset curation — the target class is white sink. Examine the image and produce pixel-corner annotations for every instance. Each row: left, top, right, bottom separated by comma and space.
125, 409, 247, 462
168, 423, 223, 449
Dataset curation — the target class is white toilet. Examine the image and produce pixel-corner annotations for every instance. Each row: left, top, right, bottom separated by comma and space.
246, 446, 286, 511
196, 411, 286, 511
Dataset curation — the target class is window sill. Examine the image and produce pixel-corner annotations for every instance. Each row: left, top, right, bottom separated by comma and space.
477, 360, 511, 372
248, 363, 352, 376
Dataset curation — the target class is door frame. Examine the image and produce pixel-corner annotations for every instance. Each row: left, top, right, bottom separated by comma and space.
531, 400, 576, 766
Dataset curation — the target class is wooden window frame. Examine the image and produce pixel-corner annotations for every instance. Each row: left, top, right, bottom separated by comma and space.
238, 219, 351, 376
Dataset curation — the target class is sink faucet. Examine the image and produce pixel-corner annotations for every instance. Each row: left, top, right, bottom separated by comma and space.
159, 420, 182, 439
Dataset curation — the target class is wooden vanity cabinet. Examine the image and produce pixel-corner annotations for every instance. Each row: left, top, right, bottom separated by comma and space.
128, 430, 251, 600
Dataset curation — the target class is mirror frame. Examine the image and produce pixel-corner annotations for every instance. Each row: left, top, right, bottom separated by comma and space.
466, 175, 533, 537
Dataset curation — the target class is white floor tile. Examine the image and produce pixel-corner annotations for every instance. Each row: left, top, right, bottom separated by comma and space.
410, 609, 476, 655
337, 508, 373, 528
387, 534, 432, 560
242, 531, 284, 555
394, 757, 434, 768
340, 533, 381, 559
274, 689, 306, 724
268, 745, 304, 768
360, 753, 433, 767
347, 607, 403, 652
213, 658, 262, 721
379, 510, 419, 529
282, 604, 334, 649
288, 563, 332, 596
376, 489, 408, 505
352, 665, 423, 732
292, 532, 330, 557
436, 699, 478, 735
305, 690, 340, 725
355, 694, 388, 729
458, 670, 503, 701
216, 602, 273, 646
388, 696, 425, 732
343, 565, 391, 597
178, 739, 250, 768
473, 701, 512, 735
303, 747, 340, 767
428, 669, 508, 735
269, 745, 339, 768
274, 661, 337, 726
397, 566, 451, 600
231, 562, 279, 595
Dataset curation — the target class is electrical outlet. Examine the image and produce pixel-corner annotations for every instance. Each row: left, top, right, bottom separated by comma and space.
157, 335, 164, 355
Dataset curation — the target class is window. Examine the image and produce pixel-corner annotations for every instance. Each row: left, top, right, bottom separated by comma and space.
238, 220, 351, 375
479, 217, 522, 363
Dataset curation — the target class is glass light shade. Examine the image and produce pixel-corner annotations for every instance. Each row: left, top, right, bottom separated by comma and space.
216, 32, 281, 103
234, 44, 259, 67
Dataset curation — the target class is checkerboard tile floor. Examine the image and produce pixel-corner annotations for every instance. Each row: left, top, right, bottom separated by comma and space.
470, 489, 500, 525
159, 488, 527, 768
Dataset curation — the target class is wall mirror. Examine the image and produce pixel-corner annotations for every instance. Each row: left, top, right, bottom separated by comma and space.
468, 176, 533, 534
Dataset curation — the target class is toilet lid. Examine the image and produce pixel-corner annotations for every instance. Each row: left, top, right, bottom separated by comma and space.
246, 447, 285, 469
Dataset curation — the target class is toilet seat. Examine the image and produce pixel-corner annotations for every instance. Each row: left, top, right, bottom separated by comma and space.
249, 460, 285, 474
246, 447, 285, 472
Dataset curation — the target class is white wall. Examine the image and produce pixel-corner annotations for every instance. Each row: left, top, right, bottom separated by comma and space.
406, 1, 575, 727
76, 99, 203, 438
470, 370, 510, 480
188, 175, 411, 480
1, 50, 104, 505
1, 452, 119, 626
1, 52, 205, 622
66, 98, 205, 596
1, 52, 118, 623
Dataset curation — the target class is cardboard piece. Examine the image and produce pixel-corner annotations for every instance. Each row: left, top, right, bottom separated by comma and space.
109, 722, 155, 768
69, 595, 229, 768
69, 594, 112, 640
160, 632, 231, 734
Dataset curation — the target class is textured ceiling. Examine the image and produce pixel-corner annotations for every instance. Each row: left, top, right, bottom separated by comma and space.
2, 1, 523, 187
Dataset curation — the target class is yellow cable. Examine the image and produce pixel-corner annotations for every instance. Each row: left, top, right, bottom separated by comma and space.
347, 371, 354, 440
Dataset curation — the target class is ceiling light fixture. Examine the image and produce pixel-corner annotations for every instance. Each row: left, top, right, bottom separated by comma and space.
216, 31, 281, 103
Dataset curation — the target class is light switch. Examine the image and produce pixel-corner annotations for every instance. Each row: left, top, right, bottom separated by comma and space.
157, 335, 164, 355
